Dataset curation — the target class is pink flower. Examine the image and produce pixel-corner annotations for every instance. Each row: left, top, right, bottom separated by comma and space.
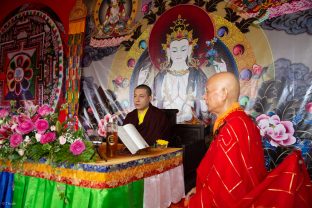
0, 109, 9, 118
70, 140, 86, 155
98, 120, 107, 137
141, 4, 149, 14
114, 76, 124, 86
31, 114, 41, 123
0, 124, 11, 139
268, 115, 281, 126
24, 101, 37, 116
256, 114, 296, 147
37, 104, 53, 116
16, 119, 34, 135
9, 133, 23, 148
87, 129, 95, 136
256, 114, 270, 136
305, 102, 312, 113
97, 114, 112, 137
16, 114, 30, 124
256, 114, 270, 122
35, 119, 49, 133
281, 120, 295, 135
268, 123, 296, 147
40, 132, 56, 144
87, 107, 93, 114
267, 124, 288, 141
252, 64, 263, 77
11, 115, 19, 124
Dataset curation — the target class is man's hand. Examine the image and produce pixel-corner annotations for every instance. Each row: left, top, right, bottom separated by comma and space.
184, 187, 196, 207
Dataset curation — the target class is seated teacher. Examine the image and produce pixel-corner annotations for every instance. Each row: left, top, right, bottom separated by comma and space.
123, 84, 171, 146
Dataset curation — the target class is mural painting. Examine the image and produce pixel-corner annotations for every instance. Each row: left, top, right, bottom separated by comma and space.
78, 1, 312, 177
90, 0, 138, 48
0, 8, 65, 110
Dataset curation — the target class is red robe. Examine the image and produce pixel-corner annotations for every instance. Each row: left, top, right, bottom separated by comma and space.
123, 103, 171, 145
188, 109, 312, 207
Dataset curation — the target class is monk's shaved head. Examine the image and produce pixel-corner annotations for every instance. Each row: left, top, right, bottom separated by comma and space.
204, 72, 240, 116
209, 72, 240, 101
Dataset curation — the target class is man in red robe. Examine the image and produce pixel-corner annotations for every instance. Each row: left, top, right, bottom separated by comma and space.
123, 84, 171, 146
184, 72, 312, 207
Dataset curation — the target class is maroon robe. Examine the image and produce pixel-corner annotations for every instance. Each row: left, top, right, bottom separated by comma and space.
123, 104, 171, 145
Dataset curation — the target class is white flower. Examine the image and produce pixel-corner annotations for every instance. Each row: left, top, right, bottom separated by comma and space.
0, 140, 5, 145
17, 149, 25, 156
59, 136, 66, 145
35, 133, 42, 142
11, 124, 17, 130
50, 125, 56, 131
24, 135, 31, 143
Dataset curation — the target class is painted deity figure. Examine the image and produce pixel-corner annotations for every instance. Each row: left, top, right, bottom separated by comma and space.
102, 0, 126, 35
154, 16, 208, 123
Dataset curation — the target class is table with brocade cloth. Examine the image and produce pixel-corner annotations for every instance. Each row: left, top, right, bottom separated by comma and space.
0, 148, 185, 208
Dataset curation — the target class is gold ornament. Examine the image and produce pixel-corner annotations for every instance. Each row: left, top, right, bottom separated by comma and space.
162, 15, 198, 51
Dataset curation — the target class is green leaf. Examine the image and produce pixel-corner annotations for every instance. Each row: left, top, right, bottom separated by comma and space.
121, 40, 134, 51
235, 17, 258, 33
194, 0, 205, 7
224, 8, 240, 23
42, 144, 52, 151
54, 146, 61, 152
156, 1, 166, 16
131, 25, 142, 40
205, 0, 223, 13
56, 121, 62, 133
143, 12, 156, 25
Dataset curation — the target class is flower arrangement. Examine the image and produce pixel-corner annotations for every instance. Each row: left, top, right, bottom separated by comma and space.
0, 101, 95, 164
156, 139, 169, 149
256, 113, 296, 147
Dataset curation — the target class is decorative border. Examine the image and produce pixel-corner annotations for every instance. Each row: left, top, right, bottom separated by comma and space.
1, 149, 183, 189
90, 35, 132, 47
268, 0, 312, 19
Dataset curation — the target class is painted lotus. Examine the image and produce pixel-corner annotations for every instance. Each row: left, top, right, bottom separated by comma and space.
256, 114, 296, 147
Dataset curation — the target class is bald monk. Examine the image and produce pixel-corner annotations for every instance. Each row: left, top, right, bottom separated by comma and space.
123, 84, 170, 145
184, 72, 312, 207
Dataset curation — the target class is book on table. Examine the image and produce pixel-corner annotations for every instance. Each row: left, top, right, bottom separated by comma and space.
118, 124, 149, 154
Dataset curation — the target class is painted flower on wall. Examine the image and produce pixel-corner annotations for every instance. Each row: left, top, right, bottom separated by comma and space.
252, 64, 263, 78
256, 114, 296, 147
6, 55, 33, 95
97, 114, 113, 137
141, 2, 152, 15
